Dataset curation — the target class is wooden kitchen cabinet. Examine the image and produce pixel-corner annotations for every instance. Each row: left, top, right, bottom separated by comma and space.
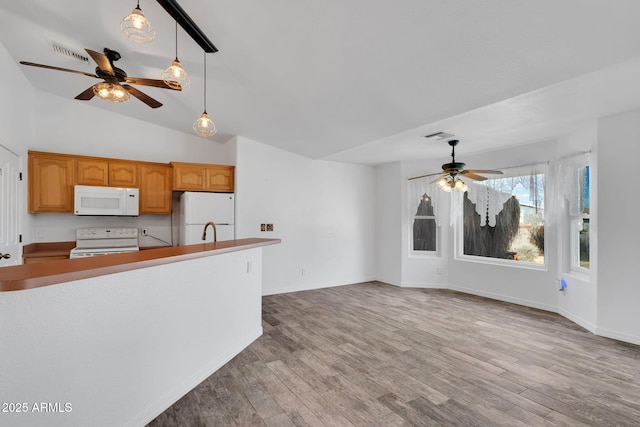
109, 161, 138, 187
139, 163, 172, 214
77, 158, 137, 187
76, 158, 109, 186
171, 162, 234, 192
28, 151, 75, 213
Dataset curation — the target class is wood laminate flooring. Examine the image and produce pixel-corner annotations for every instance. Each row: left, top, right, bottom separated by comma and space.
147, 282, 640, 426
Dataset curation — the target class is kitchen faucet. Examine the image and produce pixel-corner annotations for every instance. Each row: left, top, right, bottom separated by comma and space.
202, 221, 217, 242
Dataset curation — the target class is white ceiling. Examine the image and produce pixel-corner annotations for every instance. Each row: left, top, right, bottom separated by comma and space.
2, 1, 640, 165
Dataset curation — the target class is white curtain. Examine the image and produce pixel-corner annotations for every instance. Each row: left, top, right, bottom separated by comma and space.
407, 178, 445, 226
466, 183, 513, 227
555, 152, 590, 217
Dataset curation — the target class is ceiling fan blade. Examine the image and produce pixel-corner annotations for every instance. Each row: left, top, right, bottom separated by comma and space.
74, 86, 95, 101
464, 169, 503, 175
123, 85, 162, 108
85, 49, 115, 76
19, 61, 98, 78
408, 172, 446, 181
461, 171, 488, 181
125, 77, 182, 91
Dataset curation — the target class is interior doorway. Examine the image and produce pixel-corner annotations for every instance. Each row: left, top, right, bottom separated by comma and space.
0, 143, 21, 267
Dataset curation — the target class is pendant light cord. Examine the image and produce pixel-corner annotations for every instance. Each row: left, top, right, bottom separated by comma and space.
203, 50, 207, 112
174, 21, 178, 58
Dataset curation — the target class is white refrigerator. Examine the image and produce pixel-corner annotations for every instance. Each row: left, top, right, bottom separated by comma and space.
179, 192, 235, 245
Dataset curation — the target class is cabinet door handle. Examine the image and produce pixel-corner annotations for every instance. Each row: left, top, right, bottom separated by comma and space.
1, 253, 11, 259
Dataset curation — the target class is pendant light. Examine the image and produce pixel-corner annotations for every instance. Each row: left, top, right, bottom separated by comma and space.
161, 22, 190, 89
193, 51, 217, 137
121, 0, 156, 44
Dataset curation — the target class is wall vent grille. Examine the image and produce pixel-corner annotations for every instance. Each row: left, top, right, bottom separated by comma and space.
50, 42, 89, 64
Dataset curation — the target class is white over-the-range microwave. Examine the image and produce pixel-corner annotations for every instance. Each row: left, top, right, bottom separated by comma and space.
74, 185, 139, 216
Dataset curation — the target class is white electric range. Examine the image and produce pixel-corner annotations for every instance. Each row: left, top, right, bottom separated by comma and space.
69, 227, 139, 259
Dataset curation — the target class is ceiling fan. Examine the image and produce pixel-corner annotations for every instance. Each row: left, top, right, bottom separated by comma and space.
409, 139, 503, 191
19, 48, 181, 108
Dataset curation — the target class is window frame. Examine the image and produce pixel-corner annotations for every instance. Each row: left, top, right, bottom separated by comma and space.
570, 163, 590, 274
409, 191, 440, 258
455, 163, 547, 270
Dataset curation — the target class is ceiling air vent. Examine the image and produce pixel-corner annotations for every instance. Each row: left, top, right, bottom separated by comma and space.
424, 132, 454, 140
50, 42, 89, 65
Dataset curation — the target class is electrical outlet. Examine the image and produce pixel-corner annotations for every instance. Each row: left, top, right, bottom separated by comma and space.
266, 224, 274, 231
141, 228, 148, 236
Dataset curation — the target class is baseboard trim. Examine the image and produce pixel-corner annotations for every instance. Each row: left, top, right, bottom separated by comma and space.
595, 326, 640, 346
446, 284, 556, 312
399, 282, 446, 289
128, 327, 263, 427
262, 278, 376, 296
557, 308, 597, 334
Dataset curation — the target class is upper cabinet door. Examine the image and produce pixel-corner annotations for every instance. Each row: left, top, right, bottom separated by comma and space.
139, 163, 172, 214
171, 162, 234, 192
205, 166, 234, 192
109, 161, 138, 188
172, 163, 205, 191
76, 159, 109, 186
28, 152, 75, 213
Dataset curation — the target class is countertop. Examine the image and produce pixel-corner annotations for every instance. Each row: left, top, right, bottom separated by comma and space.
1, 238, 281, 292
22, 241, 76, 258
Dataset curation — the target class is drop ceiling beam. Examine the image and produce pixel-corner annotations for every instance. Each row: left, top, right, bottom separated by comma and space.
156, 0, 218, 53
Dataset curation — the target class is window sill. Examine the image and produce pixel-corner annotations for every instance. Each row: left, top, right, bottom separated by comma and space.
409, 251, 441, 259
455, 253, 547, 271
566, 269, 591, 282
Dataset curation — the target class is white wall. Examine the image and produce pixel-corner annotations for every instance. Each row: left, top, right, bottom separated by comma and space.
597, 108, 640, 344
374, 162, 403, 286
0, 248, 264, 427
555, 122, 598, 332
234, 136, 376, 295
401, 159, 451, 288
22, 90, 234, 245
0, 41, 34, 155
0, 41, 35, 251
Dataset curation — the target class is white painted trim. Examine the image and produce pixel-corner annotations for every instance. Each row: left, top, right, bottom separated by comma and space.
262, 278, 377, 296
399, 282, 446, 289
129, 328, 263, 427
595, 327, 640, 347
447, 284, 557, 312
557, 308, 596, 334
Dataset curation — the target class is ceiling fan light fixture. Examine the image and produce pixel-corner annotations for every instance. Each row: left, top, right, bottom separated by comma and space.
93, 82, 130, 103
193, 111, 217, 137
437, 177, 452, 192
454, 178, 468, 192
121, 1, 156, 44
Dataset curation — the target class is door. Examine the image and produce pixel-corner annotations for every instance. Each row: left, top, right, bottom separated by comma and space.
1, 144, 21, 266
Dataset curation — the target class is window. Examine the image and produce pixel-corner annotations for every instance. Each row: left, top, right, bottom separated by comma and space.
571, 165, 590, 271
408, 180, 443, 255
413, 193, 437, 252
461, 164, 545, 265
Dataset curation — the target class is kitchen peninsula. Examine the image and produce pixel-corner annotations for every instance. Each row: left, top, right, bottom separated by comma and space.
0, 238, 280, 427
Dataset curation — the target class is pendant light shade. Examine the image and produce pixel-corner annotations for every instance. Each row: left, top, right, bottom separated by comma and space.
121, 0, 156, 44
193, 111, 217, 137
162, 22, 190, 89
193, 51, 217, 137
